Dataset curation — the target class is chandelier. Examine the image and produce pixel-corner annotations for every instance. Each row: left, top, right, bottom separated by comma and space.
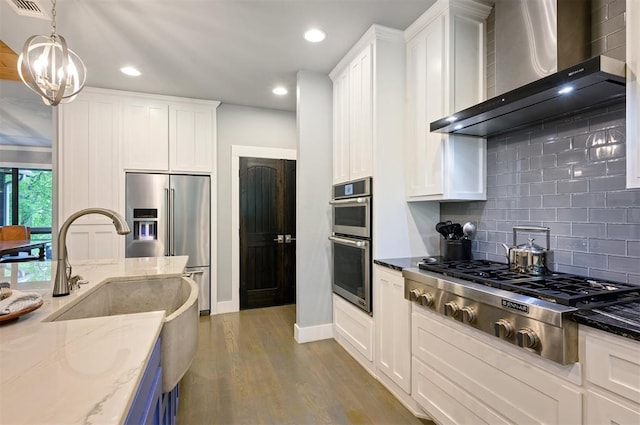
17, 0, 86, 106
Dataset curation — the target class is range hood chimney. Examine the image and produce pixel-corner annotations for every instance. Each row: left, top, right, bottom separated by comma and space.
431, 0, 626, 138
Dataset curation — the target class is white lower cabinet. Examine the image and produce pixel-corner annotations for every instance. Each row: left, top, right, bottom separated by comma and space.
580, 325, 640, 424
333, 294, 374, 373
374, 266, 411, 393
411, 304, 583, 425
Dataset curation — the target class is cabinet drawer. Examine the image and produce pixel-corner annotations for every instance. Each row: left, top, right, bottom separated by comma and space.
585, 389, 640, 425
585, 331, 640, 404
333, 294, 373, 362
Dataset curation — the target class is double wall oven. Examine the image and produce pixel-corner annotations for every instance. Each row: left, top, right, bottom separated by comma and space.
329, 177, 372, 314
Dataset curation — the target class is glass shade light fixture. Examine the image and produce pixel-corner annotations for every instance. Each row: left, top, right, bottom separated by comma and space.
17, 0, 86, 106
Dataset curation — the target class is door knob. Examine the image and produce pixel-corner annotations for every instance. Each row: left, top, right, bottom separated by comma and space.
273, 235, 284, 244
285, 234, 296, 243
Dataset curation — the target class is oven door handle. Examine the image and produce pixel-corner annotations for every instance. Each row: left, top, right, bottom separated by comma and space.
329, 197, 369, 205
328, 235, 368, 248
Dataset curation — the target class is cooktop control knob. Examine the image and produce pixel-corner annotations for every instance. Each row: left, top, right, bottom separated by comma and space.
516, 328, 539, 349
444, 301, 460, 318
418, 293, 434, 307
461, 307, 476, 323
494, 319, 514, 339
409, 289, 422, 302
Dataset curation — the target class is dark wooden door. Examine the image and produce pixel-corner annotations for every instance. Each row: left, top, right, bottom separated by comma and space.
240, 157, 296, 309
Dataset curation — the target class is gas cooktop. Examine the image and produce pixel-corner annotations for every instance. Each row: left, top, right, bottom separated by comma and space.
419, 258, 640, 308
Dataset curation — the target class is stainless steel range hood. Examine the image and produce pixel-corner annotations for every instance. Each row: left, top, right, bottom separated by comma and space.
431, 55, 626, 137
430, 0, 627, 138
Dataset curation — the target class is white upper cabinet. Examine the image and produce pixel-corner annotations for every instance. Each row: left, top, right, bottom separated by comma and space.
169, 101, 217, 173
330, 26, 403, 184
122, 95, 219, 174
122, 97, 169, 171
627, 0, 639, 189
405, 0, 491, 201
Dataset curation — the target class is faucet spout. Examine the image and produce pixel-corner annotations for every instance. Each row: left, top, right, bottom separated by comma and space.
52, 208, 131, 297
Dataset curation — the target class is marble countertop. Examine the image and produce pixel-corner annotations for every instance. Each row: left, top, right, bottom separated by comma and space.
375, 256, 640, 342
0, 256, 188, 424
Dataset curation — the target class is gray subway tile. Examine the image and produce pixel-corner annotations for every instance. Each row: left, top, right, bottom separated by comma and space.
557, 208, 587, 222
608, 0, 626, 18
608, 256, 640, 274
572, 192, 606, 207
486, 232, 508, 243
606, 158, 626, 175
553, 250, 573, 265
542, 138, 571, 155
589, 208, 626, 223
573, 252, 607, 269
530, 209, 557, 221
589, 269, 629, 283
529, 181, 556, 195
558, 180, 588, 194
589, 238, 626, 255
506, 209, 530, 221
589, 175, 626, 192
607, 190, 640, 207
629, 208, 640, 224
572, 133, 589, 149
628, 241, 640, 257
496, 221, 517, 232
543, 166, 572, 181
496, 199, 518, 209
605, 45, 625, 62
608, 224, 640, 240
557, 236, 588, 252
543, 194, 571, 207
517, 196, 542, 208
607, 28, 625, 51
497, 149, 518, 162
558, 149, 589, 166
530, 154, 557, 170
546, 222, 572, 236
588, 108, 626, 131
573, 223, 607, 238
519, 170, 542, 184
556, 264, 589, 275
477, 241, 497, 254
573, 162, 607, 178
558, 118, 589, 139
627, 274, 640, 285
478, 220, 497, 231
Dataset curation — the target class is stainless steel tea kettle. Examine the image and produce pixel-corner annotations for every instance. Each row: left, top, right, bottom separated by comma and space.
501, 226, 551, 275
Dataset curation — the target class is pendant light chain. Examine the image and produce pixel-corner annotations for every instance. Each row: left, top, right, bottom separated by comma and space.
51, 0, 57, 36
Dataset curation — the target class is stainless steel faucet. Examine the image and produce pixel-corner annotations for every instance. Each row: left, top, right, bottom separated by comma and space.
52, 208, 131, 297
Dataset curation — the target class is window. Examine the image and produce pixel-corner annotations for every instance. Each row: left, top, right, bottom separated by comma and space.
1, 167, 52, 240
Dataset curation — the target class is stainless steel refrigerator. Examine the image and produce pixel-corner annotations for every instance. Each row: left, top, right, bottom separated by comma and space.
125, 173, 211, 314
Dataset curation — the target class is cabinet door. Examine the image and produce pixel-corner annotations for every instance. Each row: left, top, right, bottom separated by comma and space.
57, 92, 124, 260
348, 43, 373, 180
406, 16, 445, 197
586, 390, 640, 425
122, 98, 169, 171
169, 102, 215, 173
375, 267, 411, 393
333, 69, 350, 184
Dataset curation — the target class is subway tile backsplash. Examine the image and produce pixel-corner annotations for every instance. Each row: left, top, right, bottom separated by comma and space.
440, 104, 640, 284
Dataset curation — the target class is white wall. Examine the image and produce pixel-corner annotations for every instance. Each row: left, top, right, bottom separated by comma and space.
295, 71, 333, 332
216, 103, 297, 303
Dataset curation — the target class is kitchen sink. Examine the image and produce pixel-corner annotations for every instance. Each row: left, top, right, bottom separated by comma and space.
46, 275, 199, 392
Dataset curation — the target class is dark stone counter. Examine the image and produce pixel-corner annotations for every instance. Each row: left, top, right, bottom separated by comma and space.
572, 301, 640, 342
374, 257, 426, 272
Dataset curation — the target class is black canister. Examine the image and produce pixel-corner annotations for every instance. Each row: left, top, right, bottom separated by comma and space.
442, 239, 472, 261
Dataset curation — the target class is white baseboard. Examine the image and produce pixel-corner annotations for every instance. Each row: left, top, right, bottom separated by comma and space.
294, 322, 334, 343
215, 300, 238, 314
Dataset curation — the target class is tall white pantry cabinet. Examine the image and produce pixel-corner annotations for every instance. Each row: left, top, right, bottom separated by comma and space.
55, 87, 219, 260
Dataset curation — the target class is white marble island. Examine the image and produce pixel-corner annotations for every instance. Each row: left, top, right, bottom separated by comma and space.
0, 256, 188, 425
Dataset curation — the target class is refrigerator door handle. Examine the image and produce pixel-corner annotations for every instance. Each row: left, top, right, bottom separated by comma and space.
164, 187, 170, 256
185, 268, 206, 278
170, 188, 175, 256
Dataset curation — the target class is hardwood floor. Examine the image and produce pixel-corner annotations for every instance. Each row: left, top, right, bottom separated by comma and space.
177, 305, 434, 425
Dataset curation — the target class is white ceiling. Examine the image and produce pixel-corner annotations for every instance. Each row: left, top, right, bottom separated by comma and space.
0, 0, 437, 112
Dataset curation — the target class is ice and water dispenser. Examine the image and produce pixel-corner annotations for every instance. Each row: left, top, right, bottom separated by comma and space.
132, 208, 158, 241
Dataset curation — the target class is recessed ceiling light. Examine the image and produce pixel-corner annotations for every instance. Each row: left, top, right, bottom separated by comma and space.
272, 86, 288, 96
304, 28, 326, 43
120, 66, 141, 77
